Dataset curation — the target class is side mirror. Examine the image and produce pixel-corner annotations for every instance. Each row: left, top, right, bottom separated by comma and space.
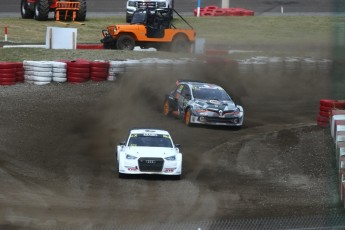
120, 142, 125, 146
175, 144, 180, 148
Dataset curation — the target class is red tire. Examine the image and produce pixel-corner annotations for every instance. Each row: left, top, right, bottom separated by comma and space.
68, 72, 90, 79
90, 66, 109, 73
320, 99, 345, 108
0, 73, 16, 79
204, 5, 218, 11
67, 61, 90, 68
214, 9, 227, 16
90, 61, 109, 68
320, 105, 333, 112
91, 77, 107, 81
0, 77, 16, 83
67, 76, 88, 83
0, 68, 17, 74
319, 111, 330, 117
68, 67, 90, 73
0, 81, 16, 86
317, 115, 329, 123
90, 72, 108, 78
0, 62, 18, 69
201, 11, 216, 16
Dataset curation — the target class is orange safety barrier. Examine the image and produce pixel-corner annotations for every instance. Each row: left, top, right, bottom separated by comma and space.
55, 2, 80, 21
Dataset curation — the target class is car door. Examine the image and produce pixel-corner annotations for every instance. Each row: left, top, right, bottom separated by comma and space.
177, 84, 191, 118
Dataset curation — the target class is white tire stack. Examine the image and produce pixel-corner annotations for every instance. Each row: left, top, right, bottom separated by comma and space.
51, 61, 67, 83
108, 61, 125, 81
23, 61, 53, 85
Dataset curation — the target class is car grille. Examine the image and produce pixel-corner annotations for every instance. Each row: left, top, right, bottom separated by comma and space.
204, 117, 239, 123
138, 157, 164, 172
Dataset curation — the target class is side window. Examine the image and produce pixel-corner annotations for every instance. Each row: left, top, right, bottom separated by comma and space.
173, 84, 184, 100
181, 85, 190, 98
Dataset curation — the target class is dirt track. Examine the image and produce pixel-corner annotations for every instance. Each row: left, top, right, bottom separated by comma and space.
0, 58, 344, 229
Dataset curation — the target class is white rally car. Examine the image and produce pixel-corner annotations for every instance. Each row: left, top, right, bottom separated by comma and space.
116, 129, 182, 179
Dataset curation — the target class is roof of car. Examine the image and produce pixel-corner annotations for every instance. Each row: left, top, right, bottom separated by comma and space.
129, 129, 170, 135
178, 80, 223, 89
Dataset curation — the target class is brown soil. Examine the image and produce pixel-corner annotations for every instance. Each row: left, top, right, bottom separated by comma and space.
0, 58, 343, 229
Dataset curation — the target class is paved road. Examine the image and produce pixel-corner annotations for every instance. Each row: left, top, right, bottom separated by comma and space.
2, 0, 344, 16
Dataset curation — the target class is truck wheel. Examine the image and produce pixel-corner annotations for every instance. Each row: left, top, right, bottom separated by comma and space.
116, 35, 135, 50
34, 0, 49, 21
76, 0, 87, 21
171, 35, 191, 53
21, 0, 34, 19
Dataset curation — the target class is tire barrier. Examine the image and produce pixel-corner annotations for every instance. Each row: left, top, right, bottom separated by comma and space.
325, 107, 345, 208
0, 62, 24, 85
67, 60, 90, 83
108, 61, 125, 81
318, 99, 345, 128
23, 61, 53, 85
1, 58, 192, 86
90, 61, 110, 82
194, 6, 254, 17
237, 57, 332, 76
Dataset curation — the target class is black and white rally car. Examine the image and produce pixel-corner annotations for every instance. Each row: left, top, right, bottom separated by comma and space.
116, 129, 182, 179
163, 80, 244, 128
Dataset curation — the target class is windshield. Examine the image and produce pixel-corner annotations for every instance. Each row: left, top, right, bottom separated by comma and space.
192, 87, 231, 101
131, 10, 146, 24
128, 134, 173, 148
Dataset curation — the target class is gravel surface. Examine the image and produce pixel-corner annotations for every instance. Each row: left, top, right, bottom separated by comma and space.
0, 60, 344, 229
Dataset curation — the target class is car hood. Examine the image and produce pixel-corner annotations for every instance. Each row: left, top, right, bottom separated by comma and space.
125, 147, 178, 157
193, 99, 237, 111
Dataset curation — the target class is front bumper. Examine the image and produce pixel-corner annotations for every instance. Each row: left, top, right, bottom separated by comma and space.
119, 158, 182, 176
190, 114, 244, 126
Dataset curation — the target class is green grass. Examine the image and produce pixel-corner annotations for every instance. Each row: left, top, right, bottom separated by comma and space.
0, 15, 344, 61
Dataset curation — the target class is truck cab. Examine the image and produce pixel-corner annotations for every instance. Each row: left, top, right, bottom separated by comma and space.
126, 0, 174, 22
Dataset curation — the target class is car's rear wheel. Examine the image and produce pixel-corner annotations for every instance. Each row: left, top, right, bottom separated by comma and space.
163, 99, 171, 116
116, 34, 135, 50
185, 108, 193, 126
171, 34, 191, 53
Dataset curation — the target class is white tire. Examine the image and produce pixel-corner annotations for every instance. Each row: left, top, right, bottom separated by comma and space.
52, 72, 67, 78
31, 66, 53, 72
34, 81, 51, 86
24, 70, 35, 75
33, 71, 53, 77
24, 61, 53, 68
53, 67, 67, 73
107, 76, 117, 81
24, 75, 35, 81
53, 77, 67, 83
25, 80, 34, 84
33, 76, 52, 82
52, 62, 67, 68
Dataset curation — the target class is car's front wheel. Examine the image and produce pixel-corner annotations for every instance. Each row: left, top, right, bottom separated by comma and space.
116, 34, 135, 50
185, 108, 193, 126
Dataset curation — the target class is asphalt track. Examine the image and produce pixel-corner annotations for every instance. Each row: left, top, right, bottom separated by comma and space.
1, 0, 344, 16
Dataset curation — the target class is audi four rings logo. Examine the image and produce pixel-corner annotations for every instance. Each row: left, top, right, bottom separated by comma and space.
219, 110, 223, 116
146, 160, 156, 164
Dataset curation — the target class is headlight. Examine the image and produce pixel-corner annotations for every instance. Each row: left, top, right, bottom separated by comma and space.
126, 154, 137, 160
165, 156, 176, 161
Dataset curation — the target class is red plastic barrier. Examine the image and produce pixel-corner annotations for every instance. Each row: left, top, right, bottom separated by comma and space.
214, 9, 227, 16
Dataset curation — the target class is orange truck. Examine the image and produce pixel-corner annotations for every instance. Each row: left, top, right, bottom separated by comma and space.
20, 0, 86, 21
101, 5, 196, 52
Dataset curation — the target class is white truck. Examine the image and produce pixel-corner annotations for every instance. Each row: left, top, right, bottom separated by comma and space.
116, 129, 182, 179
126, 0, 174, 22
